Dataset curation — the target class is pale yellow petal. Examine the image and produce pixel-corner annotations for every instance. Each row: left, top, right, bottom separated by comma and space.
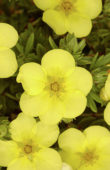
58, 128, 85, 152
8, 157, 36, 170
0, 23, 18, 49
20, 92, 55, 117
20, 92, 39, 117
67, 13, 92, 38
104, 102, 110, 125
35, 122, 59, 147
9, 113, 37, 142
0, 49, 18, 78
64, 90, 87, 118
0, 140, 18, 167
60, 150, 81, 170
84, 126, 110, 142
33, 0, 60, 11
68, 67, 93, 96
39, 109, 62, 125
43, 10, 67, 35
17, 63, 46, 95
41, 49, 75, 74
76, 0, 102, 19
35, 148, 62, 170
100, 87, 110, 102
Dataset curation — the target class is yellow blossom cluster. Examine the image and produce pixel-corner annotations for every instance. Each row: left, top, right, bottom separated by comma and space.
0, 114, 62, 170
1, 1, 110, 170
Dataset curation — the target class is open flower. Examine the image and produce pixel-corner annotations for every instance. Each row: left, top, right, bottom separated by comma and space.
17, 49, 93, 125
58, 126, 110, 170
33, 0, 102, 38
0, 23, 18, 78
0, 113, 62, 170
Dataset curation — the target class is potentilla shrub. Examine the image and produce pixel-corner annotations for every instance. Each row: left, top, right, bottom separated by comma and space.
1, 0, 110, 170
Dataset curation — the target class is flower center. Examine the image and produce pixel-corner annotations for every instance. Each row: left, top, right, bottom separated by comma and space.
24, 145, 32, 154
82, 149, 99, 165
61, 0, 73, 12
50, 82, 59, 92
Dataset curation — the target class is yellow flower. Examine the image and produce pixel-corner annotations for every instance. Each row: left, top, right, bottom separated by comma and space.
17, 49, 93, 125
100, 73, 110, 102
104, 102, 110, 125
58, 126, 110, 170
0, 23, 18, 78
33, 0, 102, 37
0, 113, 62, 170
100, 87, 110, 102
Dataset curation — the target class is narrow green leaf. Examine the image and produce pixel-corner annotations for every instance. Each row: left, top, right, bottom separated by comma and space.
25, 33, 34, 55
49, 36, 58, 49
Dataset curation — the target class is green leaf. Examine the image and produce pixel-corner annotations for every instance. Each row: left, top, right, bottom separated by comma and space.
16, 42, 24, 54
87, 95, 97, 112
93, 53, 110, 68
49, 36, 58, 49
36, 43, 47, 59
25, 33, 34, 55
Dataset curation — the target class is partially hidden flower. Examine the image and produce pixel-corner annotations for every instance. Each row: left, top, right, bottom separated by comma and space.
0, 113, 62, 170
17, 49, 93, 125
58, 126, 110, 170
104, 102, 110, 125
33, 0, 102, 38
100, 73, 110, 102
99, 73, 110, 125
0, 23, 18, 78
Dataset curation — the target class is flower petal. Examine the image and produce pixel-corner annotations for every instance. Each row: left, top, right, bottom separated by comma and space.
76, 0, 102, 19
41, 49, 75, 74
8, 157, 36, 170
100, 87, 110, 102
43, 10, 67, 35
104, 102, 110, 125
20, 92, 39, 117
39, 109, 62, 125
35, 148, 62, 170
33, 0, 59, 11
67, 13, 92, 38
84, 126, 110, 141
60, 151, 81, 170
0, 49, 18, 78
68, 67, 93, 96
17, 63, 46, 95
0, 140, 18, 167
20, 92, 55, 117
58, 128, 85, 152
0, 23, 18, 49
64, 90, 87, 118
20, 92, 64, 124
9, 113, 37, 142
34, 122, 59, 147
